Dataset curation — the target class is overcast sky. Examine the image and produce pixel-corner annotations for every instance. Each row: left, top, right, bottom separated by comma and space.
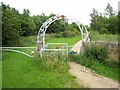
0, 0, 119, 25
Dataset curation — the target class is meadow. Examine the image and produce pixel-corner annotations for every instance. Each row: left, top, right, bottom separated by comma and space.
2, 33, 119, 88
18, 35, 82, 47
2, 35, 83, 88
2, 51, 81, 88
90, 31, 118, 42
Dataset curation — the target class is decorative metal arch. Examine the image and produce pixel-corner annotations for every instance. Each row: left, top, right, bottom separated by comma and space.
36, 15, 89, 52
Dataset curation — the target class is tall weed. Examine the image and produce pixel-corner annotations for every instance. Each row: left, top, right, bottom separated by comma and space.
34, 54, 69, 73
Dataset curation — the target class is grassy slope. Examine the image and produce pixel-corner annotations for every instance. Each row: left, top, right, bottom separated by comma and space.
19, 36, 37, 47
46, 35, 82, 45
90, 31, 118, 42
2, 51, 80, 88
89, 31, 119, 81
2, 35, 82, 88
19, 35, 82, 47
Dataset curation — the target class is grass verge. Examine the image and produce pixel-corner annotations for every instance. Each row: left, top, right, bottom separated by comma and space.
90, 31, 118, 42
69, 54, 120, 82
2, 51, 81, 88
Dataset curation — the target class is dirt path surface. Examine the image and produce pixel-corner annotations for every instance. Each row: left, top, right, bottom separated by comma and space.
71, 40, 82, 54
70, 40, 119, 88
68, 62, 119, 88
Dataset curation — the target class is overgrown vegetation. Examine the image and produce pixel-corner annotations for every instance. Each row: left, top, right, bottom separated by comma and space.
54, 29, 80, 38
35, 54, 69, 73
2, 51, 81, 88
69, 44, 120, 82
90, 31, 118, 42
83, 44, 108, 63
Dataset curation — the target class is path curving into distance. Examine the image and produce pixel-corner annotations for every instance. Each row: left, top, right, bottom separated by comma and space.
71, 40, 82, 54
69, 40, 119, 88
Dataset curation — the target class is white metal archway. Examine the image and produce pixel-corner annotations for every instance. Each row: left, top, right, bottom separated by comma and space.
2, 15, 89, 58
36, 15, 89, 52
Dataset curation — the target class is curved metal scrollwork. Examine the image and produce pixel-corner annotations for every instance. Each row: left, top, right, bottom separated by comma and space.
36, 15, 89, 52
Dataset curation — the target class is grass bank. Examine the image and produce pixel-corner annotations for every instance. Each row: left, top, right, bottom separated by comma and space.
90, 31, 118, 42
2, 51, 81, 88
46, 35, 82, 45
69, 54, 119, 82
18, 35, 82, 47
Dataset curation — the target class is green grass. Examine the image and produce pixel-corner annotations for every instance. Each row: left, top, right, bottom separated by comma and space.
0, 63, 1, 89
2, 51, 81, 88
90, 31, 118, 42
19, 35, 82, 47
69, 54, 119, 82
0, 52, 2, 89
19, 36, 37, 47
46, 35, 82, 45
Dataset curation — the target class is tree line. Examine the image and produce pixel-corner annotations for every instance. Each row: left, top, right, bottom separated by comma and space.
1, 3, 81, 46
1, 2, 119, 46
90, 3, 119, 34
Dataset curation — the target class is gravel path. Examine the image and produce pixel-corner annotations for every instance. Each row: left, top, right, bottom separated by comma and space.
69, 40, 119, 88
68, 62, 119, 88
71, 40, 82, 54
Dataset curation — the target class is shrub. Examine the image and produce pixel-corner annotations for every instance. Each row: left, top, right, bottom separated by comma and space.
62, 30, 77, 37
68, 54, 95, 68
72, 29, 80, 35
62, 31, 67, 37
35, 54, 69, 73
84, 44, 108, 63
54, 33, 62, 38
100, 27, 109, 34
104, 60, 120, 68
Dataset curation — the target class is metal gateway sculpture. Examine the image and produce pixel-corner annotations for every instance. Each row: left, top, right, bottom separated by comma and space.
36, 15, 89, 57
2, 15, 89, 58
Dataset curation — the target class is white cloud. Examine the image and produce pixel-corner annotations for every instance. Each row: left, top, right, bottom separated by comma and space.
0, 0, 119, 25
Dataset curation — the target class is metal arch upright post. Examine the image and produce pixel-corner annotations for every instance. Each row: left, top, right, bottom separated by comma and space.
36, 15, 62, 52
39, 15, 61, 47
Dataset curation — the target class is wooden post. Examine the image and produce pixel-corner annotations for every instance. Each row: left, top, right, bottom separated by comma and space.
36, 40, 42, 53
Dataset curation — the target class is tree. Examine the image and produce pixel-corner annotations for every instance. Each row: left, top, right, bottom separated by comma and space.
104, 3, 115, 17
20, 9, 32, 36
107, 16, 118, 34
90, 8, 99, 31
47, 13, 67, 34
32, 14, 48, 34
90, 3, 118, 34
1, 3, 21, 46
90, 8, 98, 19
118, 12, 120, 34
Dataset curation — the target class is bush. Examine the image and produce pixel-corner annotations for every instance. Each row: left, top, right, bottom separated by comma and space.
54, 33, 62, 38
35, 54, 69, 73
100, 27, 109, 34
53, 29, 80, 38
72, 29, 80, 35
69, 54, 95, 68
84, 44, 108, 63
61, 30, 77, 37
